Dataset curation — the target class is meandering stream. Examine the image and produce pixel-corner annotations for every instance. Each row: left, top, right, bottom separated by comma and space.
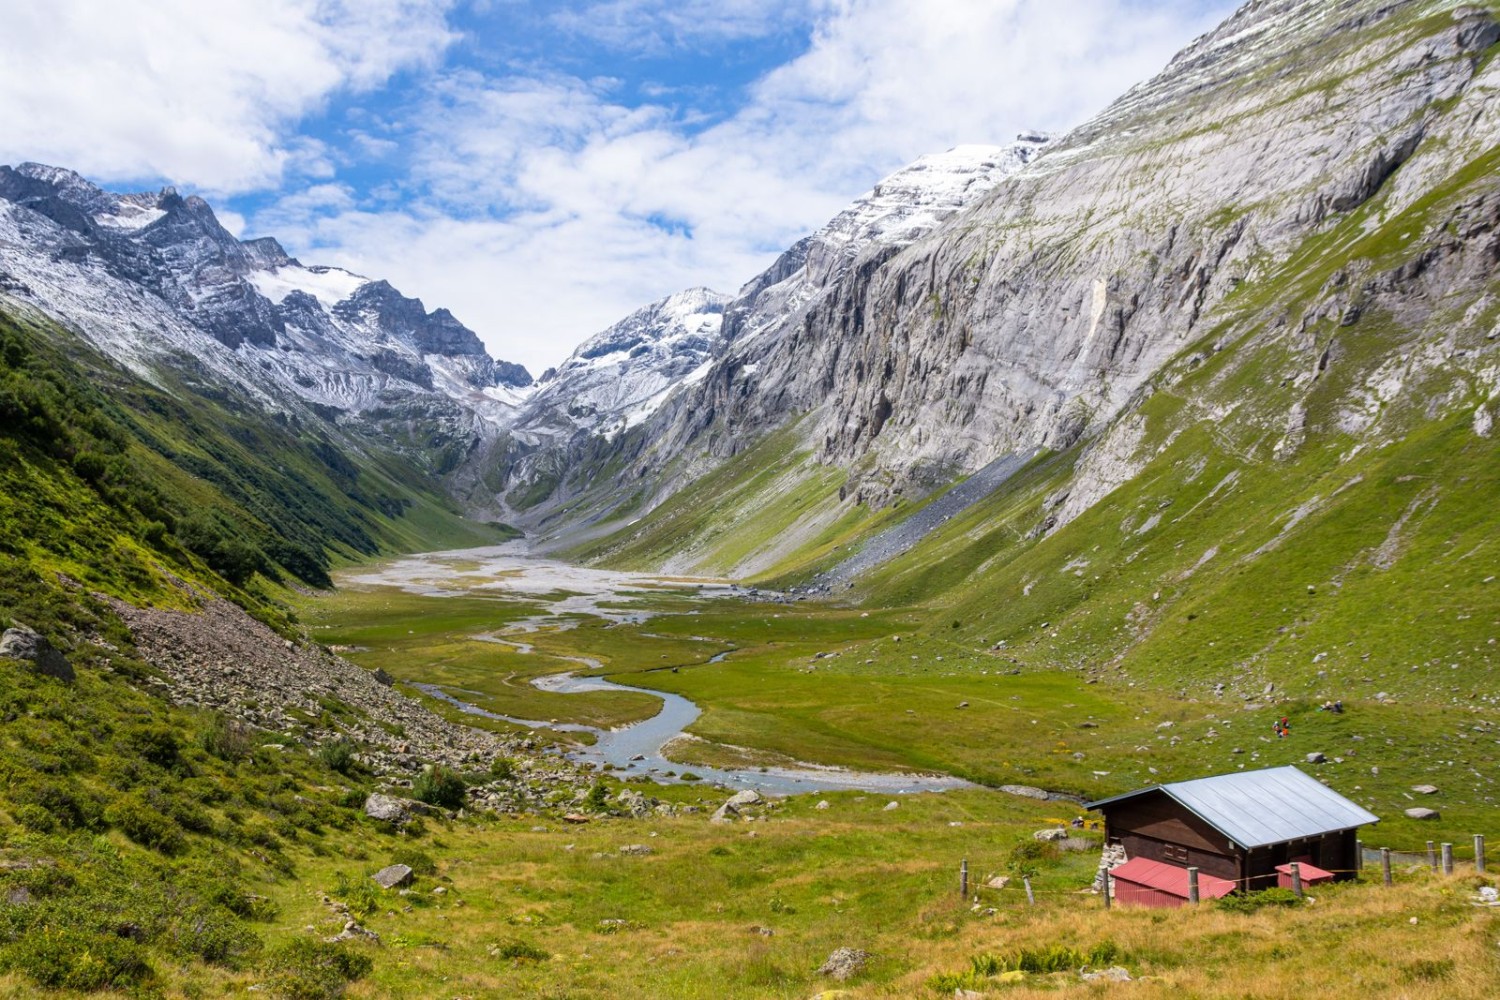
352, 543, 972, 795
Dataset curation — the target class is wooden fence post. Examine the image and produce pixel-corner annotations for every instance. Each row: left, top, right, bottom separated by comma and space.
1023, 876, 1035, 906
1381, 848, 1392, 887
1476, 835, 1486, 875
1427, 840, 1437, 871
1355, 839, 1364, 872
1290, 862, 1304, 899
960, 859, 968, 898
1103, 873, 1111, 909
1441, 842, 1453, 876
1187, 867, 1200, 905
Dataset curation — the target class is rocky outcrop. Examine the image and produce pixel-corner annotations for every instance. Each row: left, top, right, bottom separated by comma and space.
110, 598, 511, 768
0, 624, 74, 682
612, 0, 1500, 523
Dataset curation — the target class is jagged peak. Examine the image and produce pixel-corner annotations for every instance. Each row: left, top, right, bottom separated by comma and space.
240, 236, 296, 270
570, 287, 730, 364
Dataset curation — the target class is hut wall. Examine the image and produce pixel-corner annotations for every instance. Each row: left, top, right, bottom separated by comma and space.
1112, 878, 1186, 909
1104, 792, 1242, 882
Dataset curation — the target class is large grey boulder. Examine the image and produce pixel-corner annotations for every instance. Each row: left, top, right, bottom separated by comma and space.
0, 625, 74, 682
364, 793, 411, 824
371, 864, 414, 889
1404, 807, 1441, 821
818, 947, 869, 981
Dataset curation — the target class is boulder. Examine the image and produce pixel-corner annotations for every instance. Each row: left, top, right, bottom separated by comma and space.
883, 801, 900, 811
1411, 784, 1439, 795
815, 800, 831, 810
1306, 752, 1327, 764
618, 844, 654, 856
710, 802, 739, 824
1034, 828, 1069, 841
363, 793, 411, 824
0, 625, 74, 682
817, 947, 870, 981
371, 864, 414, 889
999, 784, 1052, 801
1081, 966, 1132, 982
1404, 807, 1441, 821
726, 789, 764, 808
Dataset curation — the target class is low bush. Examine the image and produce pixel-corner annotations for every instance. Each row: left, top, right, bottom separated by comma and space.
107, 793, 186, 854
316, 739, 358, 775
411, 765, 466, 810
0, 925, 153, 991
329, 871, 381, 920
261, 938, 373, 999
122, 723, 182, 770
389, 848, 436, 876
200, 714, 254, 761
492, 938, 548, 963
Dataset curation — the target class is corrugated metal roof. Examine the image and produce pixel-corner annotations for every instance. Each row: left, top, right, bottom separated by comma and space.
1109, 857, 1237, 899
1087, 765, 1379, 849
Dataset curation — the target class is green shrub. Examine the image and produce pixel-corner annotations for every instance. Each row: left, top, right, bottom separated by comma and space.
20, 779, 105, 831
12, 803, 56, 834
389, 848, 436, 877
329, 872, 381, 920
200, 714, 254, 761
488, 756, 515, 780
107, 793, 186, 854
586, 782, 609, 812
492, 938, 548, 963
411, 765, 466, 810
170, 904, 261, 966
0, 925, 153, 991
316, 739, 358, 775
262, 938, 373, 999
122, 723, 181, 769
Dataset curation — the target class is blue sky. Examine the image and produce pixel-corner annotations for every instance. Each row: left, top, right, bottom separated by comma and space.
0, 0, 1237, 372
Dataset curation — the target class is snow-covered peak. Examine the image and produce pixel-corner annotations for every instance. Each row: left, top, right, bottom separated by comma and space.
515, 287, 729, 444
817, 136, 1053, 252
563, 286, 727, 371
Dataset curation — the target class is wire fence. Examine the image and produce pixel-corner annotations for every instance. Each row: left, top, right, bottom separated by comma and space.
957, 831, 1492, 905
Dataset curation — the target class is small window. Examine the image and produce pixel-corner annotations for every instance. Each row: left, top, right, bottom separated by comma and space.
1163, 843, 1189, 864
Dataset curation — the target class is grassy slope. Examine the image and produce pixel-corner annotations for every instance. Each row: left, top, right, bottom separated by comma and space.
0, 305, 523, 995
0, 305, 506, 620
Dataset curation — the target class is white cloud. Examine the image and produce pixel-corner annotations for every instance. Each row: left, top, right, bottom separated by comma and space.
271, 0, 1233, 373
0, 0, 455, 194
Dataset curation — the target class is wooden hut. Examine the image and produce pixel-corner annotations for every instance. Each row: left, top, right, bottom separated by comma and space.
1086, 765, 1378, 901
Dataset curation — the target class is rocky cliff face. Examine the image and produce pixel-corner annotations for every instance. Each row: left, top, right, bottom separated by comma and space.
0, 163, 532, 474
617, 0, 1500, 520
495, 140, 1052, 526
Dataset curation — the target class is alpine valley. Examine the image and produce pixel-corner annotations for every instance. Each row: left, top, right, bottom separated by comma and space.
2, 0, 1500, 997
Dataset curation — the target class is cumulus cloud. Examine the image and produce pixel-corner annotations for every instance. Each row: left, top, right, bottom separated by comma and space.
0, 0, 455, 193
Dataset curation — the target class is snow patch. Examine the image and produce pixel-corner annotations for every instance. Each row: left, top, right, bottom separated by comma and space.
249, 264, 368, 308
